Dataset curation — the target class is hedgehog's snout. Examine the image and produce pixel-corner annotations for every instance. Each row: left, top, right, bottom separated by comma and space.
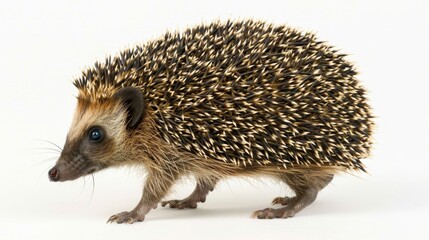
48, 167, 60, 182
48, 162, 77, 182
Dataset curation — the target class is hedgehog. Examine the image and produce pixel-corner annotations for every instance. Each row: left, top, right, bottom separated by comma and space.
48, 19, 373, 223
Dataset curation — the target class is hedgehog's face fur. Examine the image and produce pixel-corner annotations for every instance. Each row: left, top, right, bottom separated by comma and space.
48, 87, 145, 182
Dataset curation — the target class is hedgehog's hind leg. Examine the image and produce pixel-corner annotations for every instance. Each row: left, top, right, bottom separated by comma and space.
161, 178, 218, 209
252, 173, 333, 219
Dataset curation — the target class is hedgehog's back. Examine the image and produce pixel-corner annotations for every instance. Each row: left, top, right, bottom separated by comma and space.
76, 20, 373, 170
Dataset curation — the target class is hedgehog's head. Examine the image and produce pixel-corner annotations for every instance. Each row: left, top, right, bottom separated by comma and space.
48, 87, 145, 182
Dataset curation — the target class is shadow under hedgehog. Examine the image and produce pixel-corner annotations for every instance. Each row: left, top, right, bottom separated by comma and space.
48, 19, 373, 224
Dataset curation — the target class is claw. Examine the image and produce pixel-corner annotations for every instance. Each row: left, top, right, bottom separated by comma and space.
161, 200, 174, 207
107, 211, 145, 224
251, 208, 273, 219
271, 196, 294, 206
127, 218, 134, 224
107, 215, 118, 224
251, 207, 295, 219
161, 199, 198, 209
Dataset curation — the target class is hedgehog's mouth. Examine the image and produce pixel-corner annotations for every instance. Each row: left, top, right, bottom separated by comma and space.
48, 156, 105, 182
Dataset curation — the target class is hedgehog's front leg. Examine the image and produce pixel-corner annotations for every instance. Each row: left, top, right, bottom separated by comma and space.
107, 170, 176, 224
161, 178, 217, 209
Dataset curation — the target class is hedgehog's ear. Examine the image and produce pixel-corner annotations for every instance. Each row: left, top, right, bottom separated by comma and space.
113, 87, 145, 130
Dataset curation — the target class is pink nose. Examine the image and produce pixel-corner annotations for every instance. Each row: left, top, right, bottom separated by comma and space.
48, 167, 60, 182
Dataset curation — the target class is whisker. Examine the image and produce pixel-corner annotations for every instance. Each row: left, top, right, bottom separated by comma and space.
91, 174, 95, 202
31, 148, 62, 154
81, 176, 86, 195
34, 139, 63, 151
29, 157, 59, 168
38, 164, 54, 182
32, 151, 61, 156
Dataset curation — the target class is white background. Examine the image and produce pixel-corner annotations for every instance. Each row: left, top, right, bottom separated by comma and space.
1, 0, 428, 239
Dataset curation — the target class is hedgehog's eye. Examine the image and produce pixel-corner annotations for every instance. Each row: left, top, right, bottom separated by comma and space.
88, 127, 104, 143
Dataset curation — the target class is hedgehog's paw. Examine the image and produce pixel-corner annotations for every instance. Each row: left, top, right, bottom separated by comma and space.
271, 196, 295, 206
251, 207, 296, 219
107, 211, 145, 224
161, 198, 199, 209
